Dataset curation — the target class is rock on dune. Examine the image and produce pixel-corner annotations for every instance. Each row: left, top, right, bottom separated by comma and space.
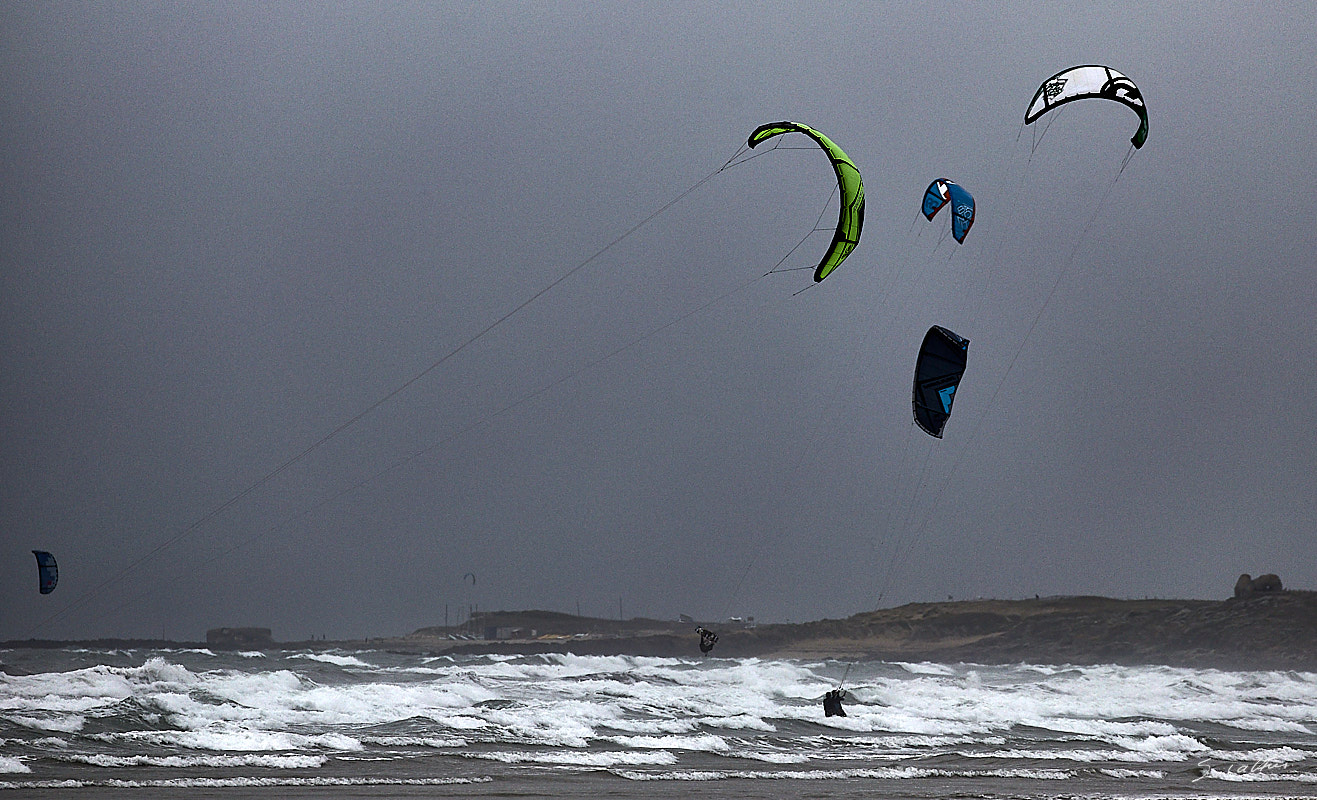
1235, 573, 1283, 598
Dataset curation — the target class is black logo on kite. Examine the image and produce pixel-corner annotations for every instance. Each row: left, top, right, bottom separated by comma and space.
1043, 77, 1068, 101
1102, 77, 1141, 102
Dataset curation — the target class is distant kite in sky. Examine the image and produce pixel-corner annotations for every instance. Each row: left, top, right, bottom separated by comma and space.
1026, 65, 1148, 148
913, 326, 970, 438
921, 179, 976, 243
33, 550, 58, 594
747, 121, 865, 282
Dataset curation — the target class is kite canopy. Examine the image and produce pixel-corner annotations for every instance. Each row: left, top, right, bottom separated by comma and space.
1025, 65, 1148, 149
32, 550, 58, 594
921, 179, 976, 243
747, 121, 865, 282
912, 326, 970, 438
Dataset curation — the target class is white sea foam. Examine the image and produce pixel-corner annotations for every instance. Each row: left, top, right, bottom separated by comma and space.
969, 748, 1164, 763
60, 752, 326, 769
0, 757, 29, 775
1203, 765, 1317, 783
849, 661, 1317, 743
896, 661, 957, 675
4, 714, 84, 733
602, 733, 730, 752
1, 776, 492, 789
728, 750, 810, 763
466, 749, 678, 767
810, 732, 1006, 750
358, 735, 468, 748
1226, 717, 1316, 733
39, 657, 498, 740
1110, 733, 1210, 759
612, 769, 722, 781
289, 652, 373, 668
4, 649, 1316, 790
612, 765, 1078, 781
95, 727, 363, 752
1220, 746, 1311, 764
1098, 767, 1168, 778
694, 713, 776, 731
1044, 718, 1180, 739
433, 713, 490, 731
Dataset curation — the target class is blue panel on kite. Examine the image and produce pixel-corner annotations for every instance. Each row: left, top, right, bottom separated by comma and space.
32, 550, 58, 594
945, 182, 975, 243
938, 385, 957, 413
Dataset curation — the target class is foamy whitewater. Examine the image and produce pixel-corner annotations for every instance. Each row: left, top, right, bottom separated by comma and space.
2, 647, 1316, 799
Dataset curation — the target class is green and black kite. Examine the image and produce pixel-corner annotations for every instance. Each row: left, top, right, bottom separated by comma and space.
748, 121, 865, 282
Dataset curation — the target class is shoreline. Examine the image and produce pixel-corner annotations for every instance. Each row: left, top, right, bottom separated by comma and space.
6, 592, 1315, 671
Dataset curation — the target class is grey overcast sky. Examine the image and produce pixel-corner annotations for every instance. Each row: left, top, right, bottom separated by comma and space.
4, 2, 1316, 641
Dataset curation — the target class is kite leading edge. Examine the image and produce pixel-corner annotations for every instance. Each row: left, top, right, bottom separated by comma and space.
747, 121, 865, 282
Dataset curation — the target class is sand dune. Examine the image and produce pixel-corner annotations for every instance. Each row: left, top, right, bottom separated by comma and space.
379, 591, 1317, 669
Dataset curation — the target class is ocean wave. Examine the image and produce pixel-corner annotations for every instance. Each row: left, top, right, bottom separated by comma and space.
1098, 767, 1168, 778
93, 727, 364, 752
612, 765, 1078, 781
1202, 766, 1317, 783
1207, 746, 1312, 765
965, 747, 1168, 763
1224, 717, 1317, 733
57, 752, 327, 769
804, 732, 1007, 749
1110, 732, 1211, 758
693, 713, 775, 732
466, 749, 678, 767
0, 776, 493, 790
601, 733, 729, 752
726, 750, 810, 764
358, 735, 468, 748
288, 653, 374, 668
5, 650, 1316, 789
3, 714, 84, 733
896, 662, 958, 675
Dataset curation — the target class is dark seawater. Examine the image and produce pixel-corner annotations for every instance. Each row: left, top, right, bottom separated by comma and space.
3, 647, 1316, 798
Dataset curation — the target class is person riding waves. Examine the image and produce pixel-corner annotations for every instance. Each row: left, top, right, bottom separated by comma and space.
823, 689, 846, 717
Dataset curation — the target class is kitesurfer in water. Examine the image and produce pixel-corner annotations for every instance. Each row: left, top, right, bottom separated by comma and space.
696, 626, 718, 654
823, 689, 846, 717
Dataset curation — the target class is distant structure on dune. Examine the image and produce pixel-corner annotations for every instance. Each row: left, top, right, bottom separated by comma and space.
206, 627, 274, 649
1234, 573, 1283, 599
